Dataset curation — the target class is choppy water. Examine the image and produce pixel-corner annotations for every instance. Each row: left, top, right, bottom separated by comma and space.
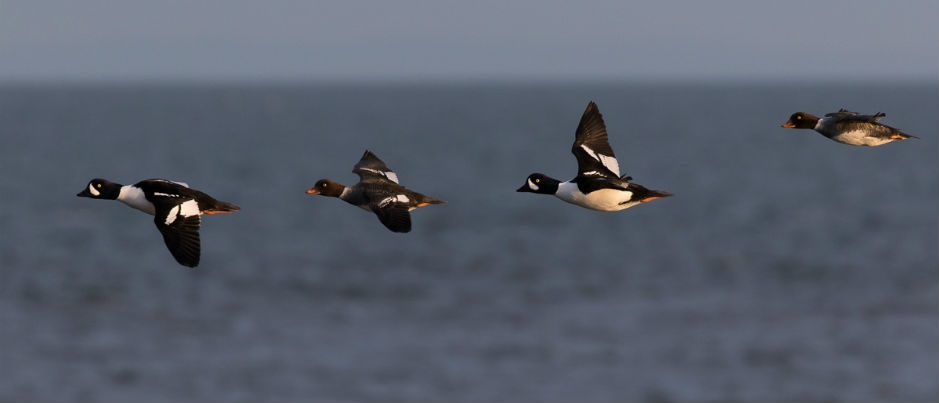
1, 82, 937, 401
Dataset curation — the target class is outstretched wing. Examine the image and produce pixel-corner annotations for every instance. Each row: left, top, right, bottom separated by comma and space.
353, 150, 400, 184
825, 109, 886, 123
571, 102, 621, 179
152, 199, 202, 267
371, 194, 412, 233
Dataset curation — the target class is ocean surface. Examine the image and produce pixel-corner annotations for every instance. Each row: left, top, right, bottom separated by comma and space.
0, 81, 936, 402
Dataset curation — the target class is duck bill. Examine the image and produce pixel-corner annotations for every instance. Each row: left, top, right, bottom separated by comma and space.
516, 184, 532, 192
781, 120, 796, 128
305, 188, 320, 195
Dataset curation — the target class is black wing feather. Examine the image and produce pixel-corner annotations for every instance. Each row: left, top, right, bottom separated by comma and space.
574, 176, 630, 194
372, 203, 412, 233
825, 109, 886, 123
153, 205, 202, 268
571, 102, 620, 179
353, 150, 400, 184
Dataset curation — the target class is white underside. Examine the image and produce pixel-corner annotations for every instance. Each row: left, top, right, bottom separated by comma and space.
117, 186, 156, 215
815, 118, 891, 146
555, 182, 639, 212
828, 129, 892, 146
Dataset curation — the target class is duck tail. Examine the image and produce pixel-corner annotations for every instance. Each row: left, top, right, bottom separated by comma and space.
892, 130, 918, 140
415, 195, 447, 208
203, 200, 241, 215
640, 189, 673, 203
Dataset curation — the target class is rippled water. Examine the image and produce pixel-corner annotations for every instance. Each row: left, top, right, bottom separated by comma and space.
1, 82, 936, 401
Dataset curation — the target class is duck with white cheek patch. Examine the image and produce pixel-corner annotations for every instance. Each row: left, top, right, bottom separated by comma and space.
77, 178, 239, 267
517, 101, 672, 212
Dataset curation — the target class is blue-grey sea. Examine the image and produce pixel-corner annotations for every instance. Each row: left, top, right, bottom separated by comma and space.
0, 82, 937, 402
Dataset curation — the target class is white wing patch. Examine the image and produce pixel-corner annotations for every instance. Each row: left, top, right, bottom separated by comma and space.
360, 167, 399, 184
164, 200, 200, 226
379, 194, 409, 208
579, 144, 620, 176
179, 200, 200, 217
154, 192, 183, 198
165, 205, 180, 225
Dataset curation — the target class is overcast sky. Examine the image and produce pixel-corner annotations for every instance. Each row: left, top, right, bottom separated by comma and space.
1, 0, 937, 82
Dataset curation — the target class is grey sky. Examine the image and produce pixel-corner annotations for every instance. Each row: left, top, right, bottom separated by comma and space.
1, 0, 937, 82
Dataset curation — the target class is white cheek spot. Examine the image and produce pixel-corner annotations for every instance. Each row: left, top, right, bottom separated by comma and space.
88, 184, 100, 196
527, 179, 539, 191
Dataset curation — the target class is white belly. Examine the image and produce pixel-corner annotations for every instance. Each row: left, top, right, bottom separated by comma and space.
555, 182, 638, 212
829, 129, 891, 146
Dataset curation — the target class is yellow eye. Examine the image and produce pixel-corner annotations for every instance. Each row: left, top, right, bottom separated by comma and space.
321, 182, 327, 187
535, 178, 540, 183
96, 183, 102, 188
796, 115, 802, 120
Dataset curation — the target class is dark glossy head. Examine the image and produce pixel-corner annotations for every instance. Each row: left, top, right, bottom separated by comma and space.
77, 178, 122, 199
781, 112, 819, 129
305, 179, 345, 197
516, 173, 560, 194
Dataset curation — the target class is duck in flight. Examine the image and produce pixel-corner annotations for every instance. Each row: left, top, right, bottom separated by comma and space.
517, 101, 672, 211
306, 150, 446, 233
77, 178, 239, 267
781, 108, 917, 146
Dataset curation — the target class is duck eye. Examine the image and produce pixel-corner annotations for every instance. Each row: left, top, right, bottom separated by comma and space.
96, 183, 102, 188
321, 182, 327, 187
534, 178, 541, 183
795, 115, 802, 120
